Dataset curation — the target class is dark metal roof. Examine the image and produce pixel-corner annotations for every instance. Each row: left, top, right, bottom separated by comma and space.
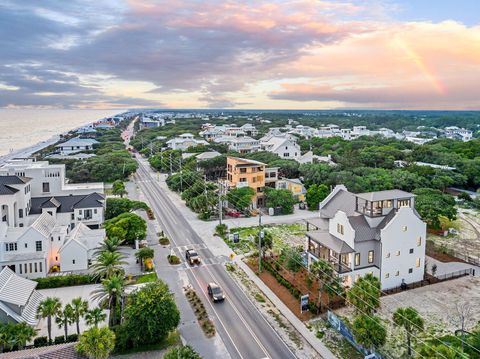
0, 175, 31, 185
0, 184, 18, 195
306, 231, 355, 253
30, 193, 104, 214
355, 189, 414, 202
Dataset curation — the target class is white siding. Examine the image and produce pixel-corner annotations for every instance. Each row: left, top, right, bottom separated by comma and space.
60, 241, 89, 272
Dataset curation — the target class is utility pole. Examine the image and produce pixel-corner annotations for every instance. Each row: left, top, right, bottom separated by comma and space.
258, 211, 263, 273
218, 181, 223, 225
149, 142, 153, 157
180, 157, 183, 192
169, 153, 173, 176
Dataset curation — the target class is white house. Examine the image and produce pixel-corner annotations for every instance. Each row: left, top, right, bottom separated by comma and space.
306, 186, 426, 290
444, 126, 473, 142
0, 158, 104, 197
214, 136, 260, 153
166, 133, 208, 151
260, 135, 300, 159
0, 267, 43, 325
55, 137, 99, 155
59, 223, 105, 272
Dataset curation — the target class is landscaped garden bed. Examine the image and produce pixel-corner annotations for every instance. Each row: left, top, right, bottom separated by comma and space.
184, 287, 216, 337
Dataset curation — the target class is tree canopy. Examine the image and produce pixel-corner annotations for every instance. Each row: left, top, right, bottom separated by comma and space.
413, 188, 457, 229
227, 187, 255, 211
265, 188, 295, 214
105, 212, 147, 245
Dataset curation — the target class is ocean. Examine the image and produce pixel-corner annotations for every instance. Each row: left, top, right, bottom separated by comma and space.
0, 109, 123, 156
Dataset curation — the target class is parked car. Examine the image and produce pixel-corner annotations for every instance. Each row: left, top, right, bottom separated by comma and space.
185, 249, 201, 265
225, 209, 241, 218
207, 282, 225, 302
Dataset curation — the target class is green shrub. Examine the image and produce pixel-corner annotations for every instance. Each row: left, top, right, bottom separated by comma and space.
54, 335, 65, 344
215, 224, 228, 237
167, 255, 181, 265
159, 236, 170, 245
34, 274, 96, 289
34, 336, 49, 347
316, 330, 325, 339
66, 334, 78, 343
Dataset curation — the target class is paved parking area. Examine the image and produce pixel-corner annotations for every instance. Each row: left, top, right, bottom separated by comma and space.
36, 284, 107, 339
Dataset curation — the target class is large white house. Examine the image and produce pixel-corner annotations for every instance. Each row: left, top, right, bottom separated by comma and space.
166, 133, 208, 151
306, 185, 426, 290
0, 159, 106, 277
214, 135, 260, 153
55, 137, 99, 155
260, 135, 300, 159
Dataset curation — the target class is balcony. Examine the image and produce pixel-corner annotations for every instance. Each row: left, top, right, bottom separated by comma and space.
307, 233, 354, 274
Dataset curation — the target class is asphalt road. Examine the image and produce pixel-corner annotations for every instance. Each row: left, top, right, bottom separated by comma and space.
135, 157, 297, 359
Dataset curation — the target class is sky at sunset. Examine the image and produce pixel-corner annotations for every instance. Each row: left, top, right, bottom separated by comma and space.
0, 0, 479, 110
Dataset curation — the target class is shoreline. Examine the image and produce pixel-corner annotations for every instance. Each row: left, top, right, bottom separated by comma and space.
0, 119, 100, 165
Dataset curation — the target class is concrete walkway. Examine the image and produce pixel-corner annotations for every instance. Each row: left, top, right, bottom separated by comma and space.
426, 255, 479, 277
236, 258, 337, 359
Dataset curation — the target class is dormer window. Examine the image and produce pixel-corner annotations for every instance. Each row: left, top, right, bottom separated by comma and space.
337, 223, 344, 235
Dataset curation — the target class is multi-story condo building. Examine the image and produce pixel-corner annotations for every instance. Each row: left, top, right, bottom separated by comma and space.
226, 157, 279, 208
306, 185, 426, 290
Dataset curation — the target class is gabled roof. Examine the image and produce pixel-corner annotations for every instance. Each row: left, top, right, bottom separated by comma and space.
0, 184, 18, 195
0, 175, 31, 185
0, 267, 38, 307
320, 186, 356, 218
30, 212, 57, 238
55, 137, 98, 148
228, 156, 266, 166
30, 193, 104, 214
60, 223, 105, 253
306, 231, 354, 254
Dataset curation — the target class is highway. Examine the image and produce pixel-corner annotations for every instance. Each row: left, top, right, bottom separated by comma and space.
135, 157, 298, 359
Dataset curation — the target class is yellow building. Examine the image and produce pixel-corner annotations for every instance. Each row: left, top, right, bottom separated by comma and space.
226, 156, 266, 208
276, 178, 307, 202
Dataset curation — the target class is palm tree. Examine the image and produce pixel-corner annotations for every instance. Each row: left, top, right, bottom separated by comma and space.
310, 259, 334, 312
91, 274, 126, 327
14, 322, 37, 349
37, 297, 62, 343
56, 303, 75, 340
71, 297, 89, 335
393, 307, 424, 357
94, 237, 124, 256
85, 307, 107, 328
0, 323, 16, 352
93, 250, 127, 279
135, 247, 154, 269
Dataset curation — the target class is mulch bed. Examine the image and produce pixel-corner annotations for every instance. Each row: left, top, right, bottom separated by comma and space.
246, 257, 344, 321
426, 242, 468, 263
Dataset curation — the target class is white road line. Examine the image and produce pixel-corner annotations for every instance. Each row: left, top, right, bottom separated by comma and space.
202, 264, 271, 359
187, 266, 245, 359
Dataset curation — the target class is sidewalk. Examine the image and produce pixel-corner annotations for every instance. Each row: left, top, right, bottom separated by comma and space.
426, 255, 479, 276
235, 258, 337, 359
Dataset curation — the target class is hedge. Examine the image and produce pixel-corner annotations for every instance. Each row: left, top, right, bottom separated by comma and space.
34, 274, 96, 289
34, 336, 49, 347
54, 336, 65, 345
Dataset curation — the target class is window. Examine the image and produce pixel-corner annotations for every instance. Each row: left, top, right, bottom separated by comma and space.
402, 226, 408, 232
34, 263, 37, 273
94, 209, 97, 214
385, 273, 389, 278
71, 213, 75, 220
39, 262, 42, 272
409, 248, 414, 254
417, 237, 422, 246
19, 209, 23, 218
354, 253, 360, 266
24, 263, 27, 273
58, 236, 61, 241
42, 182, 50, 193
72, 260, 76, 264
19, 265, 22, 274
337, 223, 344, 235
51, 237, 53, 242
239, 177, 247, 182
385, 252, 390, 258
240, 168, 247, 174
398, 199, 410, 207
252, 177, 256, 183
416, 258, 421, 267
29, 263, 32, 273
396, 250, 400, 256
368, 250, 374, 263
79, 210, 82, 215
88, 259, 92, 266
408, 268, 413, 273
55, 257, 58, 261
35, 241, 42, 252
24, 243, 27, 248
283, 153, 290, 157
395, 270, 400, 276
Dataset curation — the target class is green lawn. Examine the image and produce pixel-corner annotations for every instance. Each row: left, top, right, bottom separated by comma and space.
135, 272, 158, 284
